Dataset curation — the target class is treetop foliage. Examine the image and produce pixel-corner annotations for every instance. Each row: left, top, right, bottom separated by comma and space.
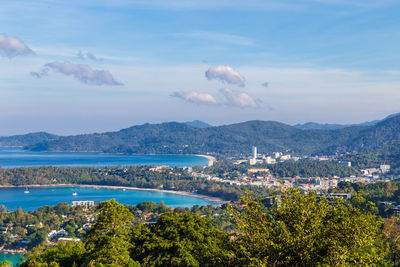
21, 188, 393, 266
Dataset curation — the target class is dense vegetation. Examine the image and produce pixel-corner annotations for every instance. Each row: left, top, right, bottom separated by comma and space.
0, 166, 268, 201
341, 141, 400, 175
268, 161, 359, 178
331, 181, 400, 217
333, 181, 400, 203
0, 200, 231, 257
0, 203, 92, 251
0, 133, 58, 148
19, 189, 396, 266
4, 114, 397, 156
204, 160, 359, 178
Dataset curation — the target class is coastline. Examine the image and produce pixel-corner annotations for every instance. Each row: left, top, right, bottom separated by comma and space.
0, 248, 26, 254
0, 183, 227, 205
196, 154, 216, 167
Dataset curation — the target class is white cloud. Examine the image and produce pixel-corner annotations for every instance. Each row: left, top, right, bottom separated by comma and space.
219, 88, 259, 108
0, 34, 33, 58
32, 61, 122, 86
46, 61, 122, 85
205, 65, 245, 87
171, 91, 217, 105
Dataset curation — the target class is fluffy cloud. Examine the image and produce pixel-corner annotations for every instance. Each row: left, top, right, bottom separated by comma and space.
205, 65, 245, 87
171, 91, 217, 105
0, 34, 33, 58
219, 88, 259, 108
31, 61, 122, 86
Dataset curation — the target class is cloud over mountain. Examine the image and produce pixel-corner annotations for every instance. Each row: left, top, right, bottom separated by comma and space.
205, 65, 245, 87
171, 91, 217, 105
31, 61, 122, 86
219, 88, 259, 108
0, 34, 33, 58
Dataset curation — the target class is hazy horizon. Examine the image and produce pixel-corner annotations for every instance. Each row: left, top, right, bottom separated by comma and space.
1, 112, 396, 137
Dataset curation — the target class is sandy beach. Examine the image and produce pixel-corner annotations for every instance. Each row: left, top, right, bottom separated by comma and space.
0, 248, 26, 254
196, 154, 216, 167
0, 183, 227, 205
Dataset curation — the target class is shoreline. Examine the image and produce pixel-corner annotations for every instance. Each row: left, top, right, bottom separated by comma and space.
196, 154, 216, 167
0, 249, 26, 255
0, 183, 227, 205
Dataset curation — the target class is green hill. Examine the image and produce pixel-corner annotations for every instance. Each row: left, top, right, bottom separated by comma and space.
3, 114, 400, 156
0, 132, 59, 147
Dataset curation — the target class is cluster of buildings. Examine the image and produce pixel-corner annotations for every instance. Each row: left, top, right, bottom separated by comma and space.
360, 165, 391, 176
193, 146, 395, 192
197, 165, 394, 191
235, 146, 298, 166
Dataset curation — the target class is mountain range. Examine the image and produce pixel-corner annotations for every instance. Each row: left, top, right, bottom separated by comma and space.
1, 114, 400, 156
294, 113, 400, 130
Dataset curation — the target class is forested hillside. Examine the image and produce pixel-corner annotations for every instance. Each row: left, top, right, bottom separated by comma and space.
0, 132, 58, 147
2, 114, 400, 156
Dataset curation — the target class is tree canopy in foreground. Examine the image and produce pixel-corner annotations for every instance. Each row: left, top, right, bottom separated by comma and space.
20, 188, 391, 266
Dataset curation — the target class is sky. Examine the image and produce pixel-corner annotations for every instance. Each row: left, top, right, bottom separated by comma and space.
1, 0, 400, 135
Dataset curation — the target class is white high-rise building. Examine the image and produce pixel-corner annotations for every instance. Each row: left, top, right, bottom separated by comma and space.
380, 165, 391, 174
252, 146, 257, 159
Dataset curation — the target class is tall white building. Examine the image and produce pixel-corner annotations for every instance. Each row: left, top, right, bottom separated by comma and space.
380, 165, 391, 174
252, 146, 257, 159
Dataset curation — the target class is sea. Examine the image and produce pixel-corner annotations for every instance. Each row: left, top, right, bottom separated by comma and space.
0, 186, 213, 211
0, 253, 23, 266
0, 147, 208, 168
0, 186, 213, 266
0, 148, 213, 210
0, 147, 212, 265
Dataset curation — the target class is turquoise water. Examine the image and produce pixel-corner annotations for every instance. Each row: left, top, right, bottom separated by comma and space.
0, 186, 212, 211
0, 253, 23, 265
0, 148, 208, 168
0, 148, 212, 210
0, 149, 211, 265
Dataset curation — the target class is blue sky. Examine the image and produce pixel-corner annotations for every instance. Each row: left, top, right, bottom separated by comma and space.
1, 0, 400, 135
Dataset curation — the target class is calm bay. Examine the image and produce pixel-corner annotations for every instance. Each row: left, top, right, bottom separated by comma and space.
0, 148, 215, 209
0, 147, 208, 168
0, 148, 214, 264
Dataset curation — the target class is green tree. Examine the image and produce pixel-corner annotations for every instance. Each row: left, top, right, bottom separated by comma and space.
84, 199, 139, 266
0, 261, 12, 267
131, 213, 232, 266
21, 242, 85, 267
383, 217, 400, 265
231, 188, 389, 266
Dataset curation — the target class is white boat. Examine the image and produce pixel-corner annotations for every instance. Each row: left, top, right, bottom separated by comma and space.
72, 192, 78, 196
24, 188, 30, 194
